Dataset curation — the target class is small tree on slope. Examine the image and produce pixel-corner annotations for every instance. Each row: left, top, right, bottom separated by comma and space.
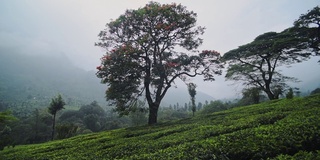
48, 94, 65, 140
187, 83, 197, 117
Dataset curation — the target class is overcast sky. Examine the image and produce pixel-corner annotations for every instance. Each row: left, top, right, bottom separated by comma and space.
1, 0, 319, 99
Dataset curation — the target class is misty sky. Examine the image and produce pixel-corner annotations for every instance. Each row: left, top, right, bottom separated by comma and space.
1, 0, 320, 99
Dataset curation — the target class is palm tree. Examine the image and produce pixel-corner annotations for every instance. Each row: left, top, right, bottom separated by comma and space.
48, 94, 65, 140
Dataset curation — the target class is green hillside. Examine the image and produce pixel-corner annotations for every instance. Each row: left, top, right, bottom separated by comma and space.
1, 94, 320, 159
0, 52, 106, 108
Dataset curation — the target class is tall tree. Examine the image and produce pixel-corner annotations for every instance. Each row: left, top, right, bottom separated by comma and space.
223, 29, 311, 100
96, 2, 222, 125
48, 94, 65, 140
187, 83, 197, 116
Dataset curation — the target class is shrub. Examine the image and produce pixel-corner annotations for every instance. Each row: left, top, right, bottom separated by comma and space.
286, 88, 294, 99
56, 124, 78, 139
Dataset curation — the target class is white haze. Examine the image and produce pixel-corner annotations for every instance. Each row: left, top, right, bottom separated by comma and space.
1, 0, 320, 99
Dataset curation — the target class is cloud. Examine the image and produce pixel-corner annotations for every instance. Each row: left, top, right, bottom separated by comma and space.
0, 31, 54, 55
1, 0, 319, 99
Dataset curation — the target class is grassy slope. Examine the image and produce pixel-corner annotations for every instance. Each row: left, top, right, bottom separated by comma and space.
1, 94, 320, 160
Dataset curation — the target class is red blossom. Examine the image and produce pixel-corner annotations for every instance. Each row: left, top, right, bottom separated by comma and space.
166, 62, 178, 67
101, 55, 111, 60
165, 26, 171, 30
96, 66, 102, 70
155, 23, 163, 29
119, 44, 135, 53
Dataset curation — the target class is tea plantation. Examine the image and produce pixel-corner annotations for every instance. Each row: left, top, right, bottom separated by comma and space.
1, 94, 320, 159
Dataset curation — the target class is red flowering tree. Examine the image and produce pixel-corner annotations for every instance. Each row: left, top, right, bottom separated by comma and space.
96, 2, 222, 125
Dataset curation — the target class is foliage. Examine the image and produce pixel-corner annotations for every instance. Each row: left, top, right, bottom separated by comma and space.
58, 101, 107, 133
294, 6, 320, 56
0, 111, 17, 150
128, 100, 148, 126
48, 94, 66, 116
96, 2, 222, 124
59, 110, 79, 122
157, 107, 189, 122
238, 87, 264, 106
0, 111, 17, 124
0, 126, 13, 150
1, 94, 320, 159
187, 83, 197, 116
79, 101, 106, 132
199, 100, 229, 114
223, 28, 311, 100
78, 101, 106, 118
274, 150, 320, 159
223, 6, 320, 100
286, 88, 294, 99
55, 124, 78, 140
9, 108, 53, 145
48, 94, 66, 140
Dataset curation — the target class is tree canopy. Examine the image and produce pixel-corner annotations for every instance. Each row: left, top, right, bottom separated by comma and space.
239, 87, 262, 106
48, 94, 65, 140
96, 2, 222, 124
223, 29, 311, 100
48, 94, 65, 116
294, 6, 320, 55
0, 111, 17, 124
223, 6, 319, 100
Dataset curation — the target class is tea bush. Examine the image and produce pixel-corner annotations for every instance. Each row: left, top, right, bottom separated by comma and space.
1, 94, 320, 159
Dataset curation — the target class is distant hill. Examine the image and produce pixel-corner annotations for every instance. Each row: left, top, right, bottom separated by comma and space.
0, 52, 213, 111
0, 52, 106, 108
1, 94, 320, 159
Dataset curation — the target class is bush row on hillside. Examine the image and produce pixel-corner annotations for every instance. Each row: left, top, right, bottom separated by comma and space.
1, 95, 320, 159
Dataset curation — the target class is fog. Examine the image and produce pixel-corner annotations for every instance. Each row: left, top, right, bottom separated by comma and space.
1, 0, 320, 99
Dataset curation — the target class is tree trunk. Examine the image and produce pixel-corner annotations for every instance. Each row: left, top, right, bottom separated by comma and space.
148, 104, 159, 125
51, 113, 56, 141
265, 90, 277, 100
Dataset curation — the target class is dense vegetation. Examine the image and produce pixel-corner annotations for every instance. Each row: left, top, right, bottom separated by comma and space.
0, 2, 319, 159
1, 94, 319, 159
94, 2, 320, 126
0, 51, 215, 147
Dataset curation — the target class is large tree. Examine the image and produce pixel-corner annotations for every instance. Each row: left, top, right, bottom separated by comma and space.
96, 2, 222, 125
223, 29, 311, 100
223, 6, 320, 100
